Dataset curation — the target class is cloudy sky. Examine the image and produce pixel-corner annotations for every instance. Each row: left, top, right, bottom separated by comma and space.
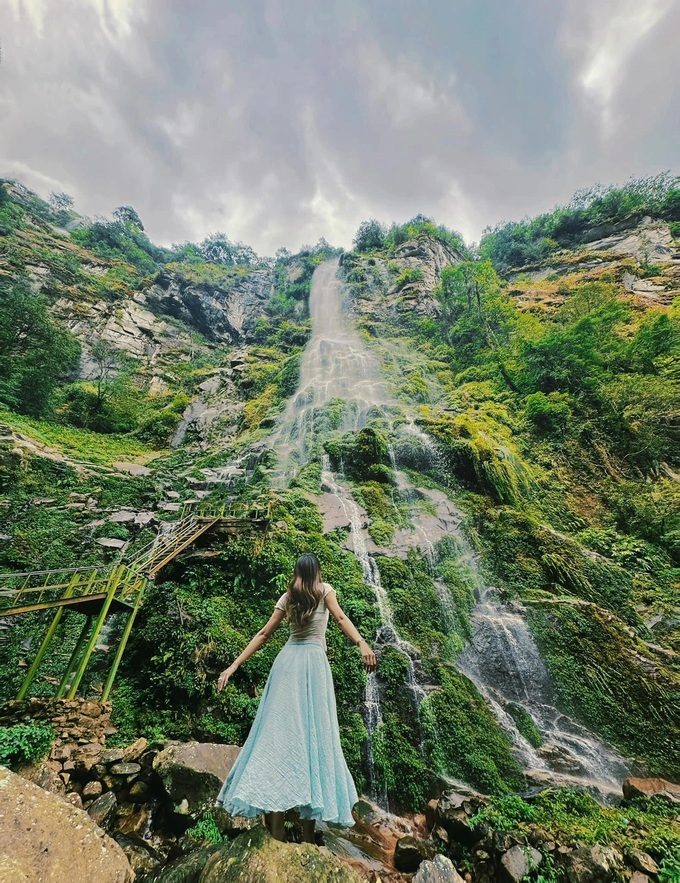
1, 0, 678, 256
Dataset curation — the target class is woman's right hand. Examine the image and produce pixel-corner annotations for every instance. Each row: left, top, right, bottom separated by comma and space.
360, 641, 377, 673
217, 665, 236, 692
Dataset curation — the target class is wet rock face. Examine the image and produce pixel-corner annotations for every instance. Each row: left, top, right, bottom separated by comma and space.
345, 233, 463, 321
199, 824, 364, 883
152, 740, 241, 819
145, 270, 272, 343
0, 765, 134, 883
435, 789, 488, 846
498, 844, 542, 882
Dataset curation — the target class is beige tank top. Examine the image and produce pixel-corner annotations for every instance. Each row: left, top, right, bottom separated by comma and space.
275, 582, 335, 650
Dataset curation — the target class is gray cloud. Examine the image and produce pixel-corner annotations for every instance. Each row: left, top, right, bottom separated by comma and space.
0, 0, 677, 255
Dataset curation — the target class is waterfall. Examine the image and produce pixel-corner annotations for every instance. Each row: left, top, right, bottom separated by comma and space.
270, 259, 390, 473
321, 459, 428, 808
457, 586, 631, 795
268, 258, 631, 801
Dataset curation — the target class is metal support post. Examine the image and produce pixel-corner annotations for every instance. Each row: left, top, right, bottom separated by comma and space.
16, 605, 65, 700
66, 565, 123, 699
101, 579, 146, 702
55, 616, 93, 699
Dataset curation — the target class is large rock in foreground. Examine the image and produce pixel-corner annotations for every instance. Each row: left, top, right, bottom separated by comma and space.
153, 740, 240, 817
200, 825, 364, 882
0, 765, 134, 882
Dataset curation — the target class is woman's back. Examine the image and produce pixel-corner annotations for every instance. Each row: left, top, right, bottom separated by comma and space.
275, 583, 333, 649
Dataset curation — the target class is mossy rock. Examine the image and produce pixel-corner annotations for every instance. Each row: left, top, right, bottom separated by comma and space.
199, 825, 363, 882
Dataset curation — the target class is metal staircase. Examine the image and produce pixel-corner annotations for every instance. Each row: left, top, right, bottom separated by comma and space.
0, 498, 271, 701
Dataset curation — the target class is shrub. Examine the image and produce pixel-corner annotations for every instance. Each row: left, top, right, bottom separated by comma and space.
0, 722, 54, 769
525, 391, 573, 436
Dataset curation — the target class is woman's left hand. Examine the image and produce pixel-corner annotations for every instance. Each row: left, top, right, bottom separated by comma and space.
217, 665, 236, 692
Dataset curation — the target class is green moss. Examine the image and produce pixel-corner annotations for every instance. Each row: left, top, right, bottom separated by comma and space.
420, 405, 535, 506
527, 601, 680, 777
506, 703, 543, 747
476, 508, 635, 615
0, 406, 157, 465
377, 556, 452, 657
368, 519, 394, 546
422, 666, 525, 795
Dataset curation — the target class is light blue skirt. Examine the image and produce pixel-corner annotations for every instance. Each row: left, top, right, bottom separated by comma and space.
215, 640, 358, 827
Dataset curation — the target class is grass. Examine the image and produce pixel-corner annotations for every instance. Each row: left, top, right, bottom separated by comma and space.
0, 407, 162, 467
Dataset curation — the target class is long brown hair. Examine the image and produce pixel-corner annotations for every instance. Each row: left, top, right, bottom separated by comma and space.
287, 554, 323, 625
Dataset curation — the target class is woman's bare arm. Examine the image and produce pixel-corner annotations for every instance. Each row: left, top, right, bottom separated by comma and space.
325, 590, 377, 672
217, 608, 286, 691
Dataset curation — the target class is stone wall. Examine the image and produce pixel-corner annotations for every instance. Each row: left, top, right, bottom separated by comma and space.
0, 697, 115, 748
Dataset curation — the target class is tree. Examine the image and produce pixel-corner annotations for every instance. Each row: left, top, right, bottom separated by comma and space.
89, 339, 120, 406
199, 232, 252, 266
0, 278, 81, 416
353, 219, 387, 252
113, 205, 144, 230
439, 260, 519, 387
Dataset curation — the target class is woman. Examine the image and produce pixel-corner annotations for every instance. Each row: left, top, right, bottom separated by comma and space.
215, 553, 377, 844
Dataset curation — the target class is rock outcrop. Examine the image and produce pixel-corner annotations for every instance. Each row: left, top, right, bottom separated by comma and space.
153, 740, 241, 818
623, 776, 680, 802
199, 824, 364, 882
0, 765, 134, 882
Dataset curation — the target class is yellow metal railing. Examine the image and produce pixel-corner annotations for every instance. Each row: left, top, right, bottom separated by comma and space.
1, 493, 273, 700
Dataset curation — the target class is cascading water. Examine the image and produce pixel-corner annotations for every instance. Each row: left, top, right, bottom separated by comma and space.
271, 259, 390, 473
270, 258, 631, 800
321, 458, 426, 808
457, 587, 631, 795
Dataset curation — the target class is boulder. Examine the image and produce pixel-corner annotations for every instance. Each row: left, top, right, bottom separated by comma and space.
560, 843, 624, 882
73, 741, 103, 772
122, 736, 148, 762
87, 790, 118, 831
128, 780, 150, 801
623, 776, 680, 803
413, 853, 466, 883
435, 789, 487, 846
199, 825, 363, 882
0, 765, 133, 882
624, 848, 659, 875
394, 835, 432, 872
17, 759, 65, 795
499, 845, 543, 882
101, 748, 126, 765
114, 833, 162, 877
153, 741, 240, 818
109, 762, 142, 776
83, 779, 103, 799
0, 856, 30, 883
145, 846, 217, 883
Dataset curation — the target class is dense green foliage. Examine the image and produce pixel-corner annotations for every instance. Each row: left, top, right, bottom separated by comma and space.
527, 601, 679, 777
469, 788, 680, 863
0, 278, 81, 416
0, 722, 55, 769
343, 189, 679, 784
481, 172, 680, 272
111, 489, 379, 793
352, 213, 469, 258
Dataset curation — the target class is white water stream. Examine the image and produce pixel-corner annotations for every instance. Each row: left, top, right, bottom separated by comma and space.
270, 258, 631, 800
